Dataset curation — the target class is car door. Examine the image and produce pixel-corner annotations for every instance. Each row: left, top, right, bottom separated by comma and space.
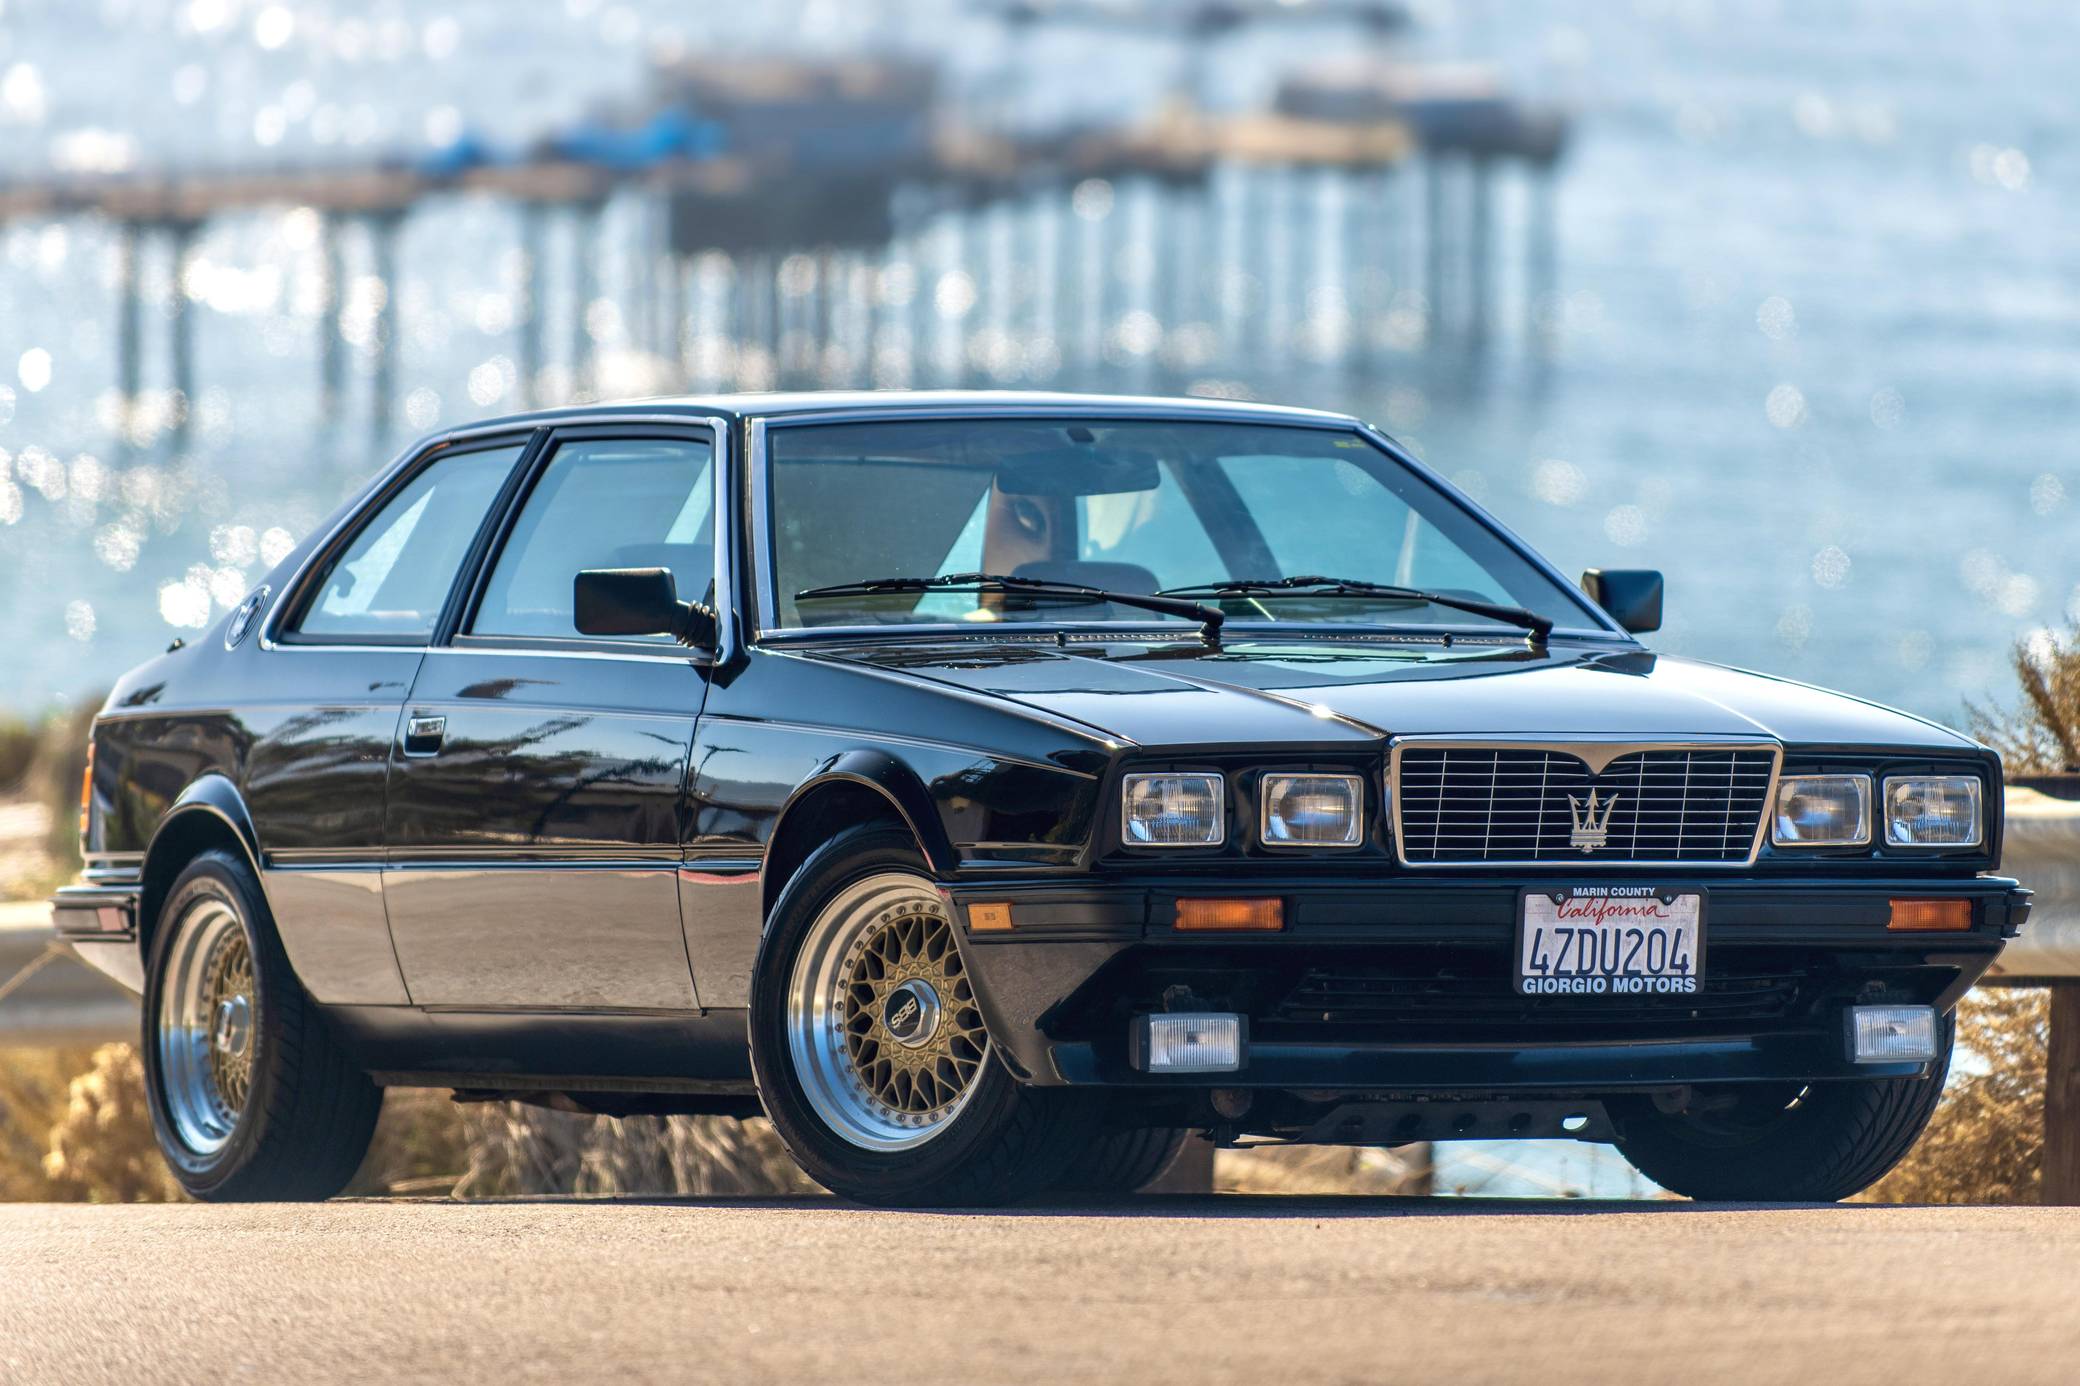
381, 425, 718, 1011
243, 435, 529, 1006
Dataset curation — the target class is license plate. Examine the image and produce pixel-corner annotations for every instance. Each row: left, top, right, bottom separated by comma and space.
1517, 887, 1704, 996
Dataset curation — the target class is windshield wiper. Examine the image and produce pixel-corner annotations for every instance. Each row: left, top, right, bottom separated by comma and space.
796, 571, 1226, 642
1157, 574, 1552, 646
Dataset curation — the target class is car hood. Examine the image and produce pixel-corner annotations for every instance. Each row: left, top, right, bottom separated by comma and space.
810, 638, 1977, 752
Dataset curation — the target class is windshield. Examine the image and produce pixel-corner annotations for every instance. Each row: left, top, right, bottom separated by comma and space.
764, 418, 1601, 634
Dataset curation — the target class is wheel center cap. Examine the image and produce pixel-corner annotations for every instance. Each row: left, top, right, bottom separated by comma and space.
213, 994, 251, 1058
883, 978, 941, 1049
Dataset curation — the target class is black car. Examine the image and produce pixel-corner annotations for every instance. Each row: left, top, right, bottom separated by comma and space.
53, 392, 2026, 1206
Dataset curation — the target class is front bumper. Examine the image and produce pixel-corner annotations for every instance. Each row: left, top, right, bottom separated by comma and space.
947, 874, 2028, 1091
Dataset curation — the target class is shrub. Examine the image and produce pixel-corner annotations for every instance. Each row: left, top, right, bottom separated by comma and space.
455, 1103, 817, 1199
1863, 988, 2046, 1204
1969, 625, 2080, 775
39, 1043, 182, 1203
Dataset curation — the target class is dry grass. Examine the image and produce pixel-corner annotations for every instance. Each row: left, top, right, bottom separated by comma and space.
2, 1043, 180, 1202
1216, 1142, 1430, 1195
1863, 988, 2046, 1205
452, 1103, 817, 1199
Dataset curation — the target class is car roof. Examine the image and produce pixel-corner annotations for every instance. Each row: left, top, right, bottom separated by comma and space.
447, 390, 1365, 435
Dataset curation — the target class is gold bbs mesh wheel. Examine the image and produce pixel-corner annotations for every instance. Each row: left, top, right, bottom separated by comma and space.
154, 896, 256, 1156
786, 873, 990, 1151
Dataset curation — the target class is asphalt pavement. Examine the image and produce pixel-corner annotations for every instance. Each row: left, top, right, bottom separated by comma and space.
4, 1197, 2076, 1384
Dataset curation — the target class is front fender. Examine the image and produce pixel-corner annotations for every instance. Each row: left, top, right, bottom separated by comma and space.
786, 749, 960, 876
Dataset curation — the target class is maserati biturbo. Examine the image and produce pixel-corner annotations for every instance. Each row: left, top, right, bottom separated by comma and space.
52, 392, 2027, 1205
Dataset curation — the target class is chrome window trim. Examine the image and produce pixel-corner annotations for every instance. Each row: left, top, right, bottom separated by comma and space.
258, 428, 540, 652
454, 415, 730, 659
745, 407, 1626, 642
436, 642, 709, 666
1258, 772, 1367, 849
260, 411, 730, 654
1386, 735, 1785, 870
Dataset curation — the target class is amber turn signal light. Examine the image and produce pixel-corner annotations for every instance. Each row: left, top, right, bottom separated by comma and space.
968, 901, 1014, 932
77, 743, 94, 845
1888, 898, 1971, 932
1174, 897, 1284, 932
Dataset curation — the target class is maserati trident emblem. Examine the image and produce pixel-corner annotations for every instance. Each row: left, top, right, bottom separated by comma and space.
1567, 789, 1620, 853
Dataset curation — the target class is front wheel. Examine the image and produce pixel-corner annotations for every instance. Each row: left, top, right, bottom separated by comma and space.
1611, 1013, 1954, 1202
749, 826, 1100, 1206
142, 850, 381, 1200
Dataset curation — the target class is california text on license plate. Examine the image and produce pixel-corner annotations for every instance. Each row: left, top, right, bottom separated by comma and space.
1517, 887, 1704, 996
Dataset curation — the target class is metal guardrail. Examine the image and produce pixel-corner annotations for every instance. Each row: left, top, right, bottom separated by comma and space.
1989, 788, 2080, 982
0, 901, 137, 1048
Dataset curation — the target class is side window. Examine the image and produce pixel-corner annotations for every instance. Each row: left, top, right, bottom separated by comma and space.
471, 436, 714, 641
293, 443, 522, 642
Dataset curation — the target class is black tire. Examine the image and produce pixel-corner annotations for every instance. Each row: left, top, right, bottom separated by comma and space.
1611, 1012, 1954, 1202
141, 849, 382, 1201
1052, 1122, 1188, 1196
749, 825, 1101, 1207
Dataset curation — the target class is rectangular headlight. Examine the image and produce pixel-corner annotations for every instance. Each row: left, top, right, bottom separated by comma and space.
1771, 774, 1871, 846
1883, 775, 1984, 847
1122, 772, 1225, 847
1260, 773, 1364, 847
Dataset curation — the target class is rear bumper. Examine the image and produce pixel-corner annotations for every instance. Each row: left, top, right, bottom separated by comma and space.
50, 878, 145, 994
947, 874, 2027, 1091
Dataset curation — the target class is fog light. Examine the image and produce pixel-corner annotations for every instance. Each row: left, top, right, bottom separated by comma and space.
1847, 1005, 1938, 1064
1134, 1013, 1244, 1073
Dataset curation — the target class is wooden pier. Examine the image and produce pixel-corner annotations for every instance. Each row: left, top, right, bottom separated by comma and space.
0, 32, 1567, 446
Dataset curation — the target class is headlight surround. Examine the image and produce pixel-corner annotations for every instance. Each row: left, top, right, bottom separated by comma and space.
1260, 773, 1364, 847
1121, 772, 1225, 847
1771, 774, 1872, 846
1883, 775, 1984, 847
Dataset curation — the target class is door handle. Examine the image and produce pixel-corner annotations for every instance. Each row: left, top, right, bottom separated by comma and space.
402, 714, 446, 757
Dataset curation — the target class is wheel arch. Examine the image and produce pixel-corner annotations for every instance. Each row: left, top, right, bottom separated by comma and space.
760, 750, 956, 921
139, 775, 265, 959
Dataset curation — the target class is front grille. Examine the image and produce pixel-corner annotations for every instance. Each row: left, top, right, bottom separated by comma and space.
1394, 744, 1777, 865
1270, 965, 1804, 1032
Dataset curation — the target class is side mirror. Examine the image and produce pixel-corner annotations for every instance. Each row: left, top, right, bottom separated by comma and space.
1580, 568, 1663, 634
574, 568, 716, 649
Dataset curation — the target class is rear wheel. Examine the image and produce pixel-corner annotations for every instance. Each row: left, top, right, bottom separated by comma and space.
750, 825, 1100, 1206
142, 850, 381, 1200
1611, 1014, 1953, 1202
